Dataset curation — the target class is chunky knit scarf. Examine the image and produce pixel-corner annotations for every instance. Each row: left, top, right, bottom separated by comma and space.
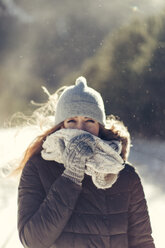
41, 129, 125, 189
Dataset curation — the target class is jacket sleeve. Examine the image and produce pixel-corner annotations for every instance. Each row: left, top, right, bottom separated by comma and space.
128, 170, 155, 248
18, 159, 82, 248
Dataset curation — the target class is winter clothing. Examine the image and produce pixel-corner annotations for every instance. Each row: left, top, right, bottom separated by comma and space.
54, 77, 106, 126
18, 154, 155, 248
62, 132, 95, 185
41, 129, 124, 189
17, 75, 155, 248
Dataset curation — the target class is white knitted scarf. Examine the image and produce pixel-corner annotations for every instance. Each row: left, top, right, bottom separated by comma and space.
41, 129, 124, 189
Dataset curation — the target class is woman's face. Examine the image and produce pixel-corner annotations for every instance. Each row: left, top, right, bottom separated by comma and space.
63, 116, 99, 136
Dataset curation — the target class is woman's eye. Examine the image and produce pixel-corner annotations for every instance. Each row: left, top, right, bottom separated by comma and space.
67, 119, 75, 123
86, 119, 95, 123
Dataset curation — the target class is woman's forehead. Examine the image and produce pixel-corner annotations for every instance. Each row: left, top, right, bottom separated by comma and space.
66, 116, 94, 119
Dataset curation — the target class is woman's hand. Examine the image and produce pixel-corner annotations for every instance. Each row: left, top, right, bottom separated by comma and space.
62, 133, 95, 185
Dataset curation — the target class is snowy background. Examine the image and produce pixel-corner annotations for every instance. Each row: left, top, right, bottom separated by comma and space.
0, 128, 165, 248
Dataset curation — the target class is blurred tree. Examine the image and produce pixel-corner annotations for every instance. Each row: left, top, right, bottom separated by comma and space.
65, 14, 165, 139
0, 0, 165, 140
1, 0, 134, 123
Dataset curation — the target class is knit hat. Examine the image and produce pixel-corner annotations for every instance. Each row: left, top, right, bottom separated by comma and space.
54, 76, 106, 126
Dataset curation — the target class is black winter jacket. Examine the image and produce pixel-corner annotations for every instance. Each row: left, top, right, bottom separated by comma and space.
18, 154, 155, 248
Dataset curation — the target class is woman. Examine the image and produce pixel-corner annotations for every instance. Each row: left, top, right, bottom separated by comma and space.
17, 76, 155, 248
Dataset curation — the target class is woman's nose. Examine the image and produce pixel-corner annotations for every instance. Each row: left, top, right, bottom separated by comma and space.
76, 121, 85, 130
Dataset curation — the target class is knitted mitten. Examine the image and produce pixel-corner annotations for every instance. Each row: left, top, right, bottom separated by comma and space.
62, 133, 95, 185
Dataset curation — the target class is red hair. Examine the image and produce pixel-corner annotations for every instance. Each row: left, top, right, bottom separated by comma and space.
12, 123, 63, 176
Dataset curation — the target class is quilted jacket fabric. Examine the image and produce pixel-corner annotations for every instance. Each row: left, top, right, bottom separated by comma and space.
18, 154, 155, 248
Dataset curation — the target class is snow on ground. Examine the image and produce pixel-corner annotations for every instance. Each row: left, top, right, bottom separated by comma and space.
0, 128, 165, 248
129, 138, 165, 248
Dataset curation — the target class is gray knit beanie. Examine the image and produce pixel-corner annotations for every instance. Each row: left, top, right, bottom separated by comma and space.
54, 76, 106, 126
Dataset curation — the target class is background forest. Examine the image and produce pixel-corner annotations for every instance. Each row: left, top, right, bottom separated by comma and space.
0, 0, 165, 139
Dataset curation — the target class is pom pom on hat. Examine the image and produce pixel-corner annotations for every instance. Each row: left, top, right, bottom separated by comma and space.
75, 76, 87, 86
54, 76, 106, 126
